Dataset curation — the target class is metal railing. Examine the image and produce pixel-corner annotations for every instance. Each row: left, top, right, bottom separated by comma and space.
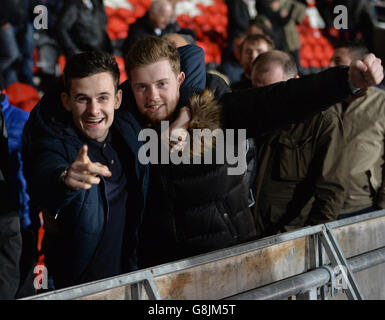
23, 209, 385, 300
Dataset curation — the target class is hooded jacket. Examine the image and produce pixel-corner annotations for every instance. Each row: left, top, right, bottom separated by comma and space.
22, 84, 149, 289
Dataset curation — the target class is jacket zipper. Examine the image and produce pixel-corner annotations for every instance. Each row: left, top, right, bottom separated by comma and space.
220, 200, 238, 240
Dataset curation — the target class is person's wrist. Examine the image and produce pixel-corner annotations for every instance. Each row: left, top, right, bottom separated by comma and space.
58, 167, 74, 192
347, 79, 363, 96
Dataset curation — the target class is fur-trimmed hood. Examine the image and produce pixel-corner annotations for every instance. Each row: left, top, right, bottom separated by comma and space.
185, 89, 223, 157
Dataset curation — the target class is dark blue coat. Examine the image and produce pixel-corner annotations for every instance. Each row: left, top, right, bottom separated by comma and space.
1, 95, 30, 228
23, 84, 149, 288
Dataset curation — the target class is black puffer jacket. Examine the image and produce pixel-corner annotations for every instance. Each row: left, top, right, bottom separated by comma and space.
138, 90, 256, 268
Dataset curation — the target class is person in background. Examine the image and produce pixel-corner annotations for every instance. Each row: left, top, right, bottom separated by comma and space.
56, 0, 112, 57
0, 87, 22, 300
329, 42, 385, 219
247, 15, 275, 41
217, 32, 246, 84
123, 0, 182, 55
249, 50, 346, 237
280, 0, 306, 69
226, 0, 251, 42
33, 0, 64, 92
231, 34, 274, 90
0, 0, 34, 87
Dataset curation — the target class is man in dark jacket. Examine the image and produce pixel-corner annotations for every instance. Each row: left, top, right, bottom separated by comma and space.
0, 93, 22, 299
123, 0, 180, 56
23, 51, 149, 289
249, 50, 347, 237
56, 0, 111, 57
125, 36, 383, 268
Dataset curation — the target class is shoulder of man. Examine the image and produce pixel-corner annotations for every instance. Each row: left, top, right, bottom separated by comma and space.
206, 72, 231, 100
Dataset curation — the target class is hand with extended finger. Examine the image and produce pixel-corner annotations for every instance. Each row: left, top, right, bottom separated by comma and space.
64, 145, 112, 190
349, 53, 384, 90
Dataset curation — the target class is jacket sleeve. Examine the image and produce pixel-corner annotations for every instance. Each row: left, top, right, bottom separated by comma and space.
221, 66, 353, 137
178, 44, 206, 93
0, 0, 26, 26
22, 103, 83, 217
56, 2, 81, 56
305, 110, 347, 225
24, 135, 82, 217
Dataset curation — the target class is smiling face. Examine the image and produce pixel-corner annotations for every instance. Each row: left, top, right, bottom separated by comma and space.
61, 72, 122, 142
130, 59, 185, 124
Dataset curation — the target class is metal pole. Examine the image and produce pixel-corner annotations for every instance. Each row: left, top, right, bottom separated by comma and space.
349, 247, 385, 273
226, 246, 385, 300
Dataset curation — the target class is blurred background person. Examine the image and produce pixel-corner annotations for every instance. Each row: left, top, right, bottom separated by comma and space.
231, 34, 274, 90
123, 0, 185, 55
329, 41, 385, 219
56, 0, 112, 57
0, 0, 34, 87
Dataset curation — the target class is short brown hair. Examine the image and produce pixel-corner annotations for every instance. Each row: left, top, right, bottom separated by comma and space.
125, 36, 181, 76
240, 34, 274, 54
63, 51, 120, 93
252, 50, 298, 80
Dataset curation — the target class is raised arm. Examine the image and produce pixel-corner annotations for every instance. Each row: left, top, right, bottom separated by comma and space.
222, 54, 383, 137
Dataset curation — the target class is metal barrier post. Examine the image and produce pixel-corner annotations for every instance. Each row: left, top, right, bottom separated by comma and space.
318, 226, 364, 300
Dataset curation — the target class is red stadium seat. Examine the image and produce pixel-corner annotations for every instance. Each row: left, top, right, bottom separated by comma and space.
6, 83, 40, 113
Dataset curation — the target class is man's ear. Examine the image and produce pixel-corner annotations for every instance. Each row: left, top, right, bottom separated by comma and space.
178, 71, 185, 86
115, 89, 122, 110
61, 92, 71, 112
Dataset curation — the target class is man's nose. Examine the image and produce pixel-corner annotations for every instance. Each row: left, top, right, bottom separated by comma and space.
147, 85, 160, 101
251, 51, 259, 62
87, 99, 101, 115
